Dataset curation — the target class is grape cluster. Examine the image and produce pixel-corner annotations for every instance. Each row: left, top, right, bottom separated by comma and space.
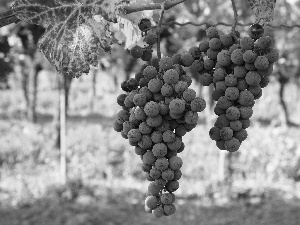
114, 46, 206, 217
191, 24, 278, 152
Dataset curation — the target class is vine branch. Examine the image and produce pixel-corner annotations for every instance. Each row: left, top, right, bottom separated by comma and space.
156, 3, 165, 60
123, 0, 186, 14
0, 9, 19, 28
231, 0, 238, 33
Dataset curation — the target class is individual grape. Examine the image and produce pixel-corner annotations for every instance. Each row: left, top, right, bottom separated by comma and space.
216, 81, 227, 92
161, 169, 175, 181
151, 57, 160, 71
164, 204, 176, 216
245, 71, 261, 86
225, 87, 239, 101
159, 56, 173, 70
130, 45, 143, 58
231, 49, 244, 65
228, 44, 240, 54
148, 182, 160, 196
155, 157, 169, 170
145, 195, 159, 210
233, 66, 247, 79
146, 172, 155, 182
248, 85, 261, 96
169, 156, 183, 170
230, 120, 243, 132
238, 90, 255, 106
155, 177, 167, 189
183, 88, 196, 102
121, 131, 128, 139
161, 193, 174, 204
153, 93, 164, 102
165, 96, 175, 105
135, 72, 144, 82
245, 63, 256, 71
214, 105, 225, 116
254, 56, 269, 70
209, 38, 222, 50
189, 46, 201, 59
172, 53, 181, 64
220, 34, 234, 47
152, 143, 168, 158
203, 58, 215, 70
170, 120, 179, 130
220, 127, 234, 140
157, 103, 168, 116
199, 73, 213, 86
209, 126, 221, 141
141, 49, 153, 61
172, 64, 185, 76
184, 111, 199, 124
217, 96, 233, 110
236, 79, 249, 91
161, 83, 174, 97
142, 162, 152, 172
148, 78, 163, 93
214, 114, 230, 128
216, 140, 226, 150
174, 81, 188, 94
144, 33, 157, 45
116, 110, 130, 124
165, 150, 178, 159
190, 60, 204, 72
117, 94, 127, 107
173, 169, 182, 180
266, 48, 279, 64
199, 40, 209, 52
225, 74, 238, 87
175, 124, 187, 136
191, 97, 206, 112
180, 53, 195, 67
180, 74, 193, 86
163, 130, 176, 143
254, 89, 263, 99
138, 18, 152, 31
134, 107, 146, 121
206, 26, 219, 38
139, 78, 150, 87
143, 151, 157, 165
217, 50, 231, 66
122, 121, 135, 135
113, 120, 123, 132
133, 94, 147, 107
138, 135, 153, 149
234, 129, 248, 142
258, 64, 273, 77
146, 114, 163, 127
256, 36, 273, 50
243, 50, 257, 64
139, 121, 152, 134
207, 48, 219, 60
239, 106, 253, 120
177, 142, 185, 153
163, 69, 180, 84
149, 130, 161, 143
213, 68, 227, 81
156, 119, 170, 133
240, 119, 251, 129
226, 106, 240, 121
129, 112, 140, 126
260, 76, 269, 88
212, 90, 223, 101
248, 23, 264, 40
169, 98, 186, 114
143, 66, 157, 79
127, 90, 139, 102
240, 37, 254, 50
121, 80, 130, 92
225, 137, 241, 152
166, 180, 179, 192
128, 129, 142, 143
152, 205, 164, 218
150, 167, 162, 179
167, 137, 182, 151
144, 101, 159, 117
135, 146, 147, 155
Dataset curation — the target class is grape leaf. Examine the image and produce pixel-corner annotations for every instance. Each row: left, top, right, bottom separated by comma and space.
247, 0, 276, 25
11, 0, 122, 78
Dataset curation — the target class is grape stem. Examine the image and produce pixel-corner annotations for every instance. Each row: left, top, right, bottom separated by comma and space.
122, 0, 186, 14
156, 3, 166, 60
231, 0, 238, 33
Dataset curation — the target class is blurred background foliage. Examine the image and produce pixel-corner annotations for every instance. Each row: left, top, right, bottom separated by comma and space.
1, 0, 300, 224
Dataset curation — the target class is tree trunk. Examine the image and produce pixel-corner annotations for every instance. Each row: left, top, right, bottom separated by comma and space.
279, 81, 290, 125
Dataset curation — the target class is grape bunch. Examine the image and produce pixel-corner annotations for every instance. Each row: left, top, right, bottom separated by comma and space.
113, 49, 206, 217
191, 24, 279, 152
